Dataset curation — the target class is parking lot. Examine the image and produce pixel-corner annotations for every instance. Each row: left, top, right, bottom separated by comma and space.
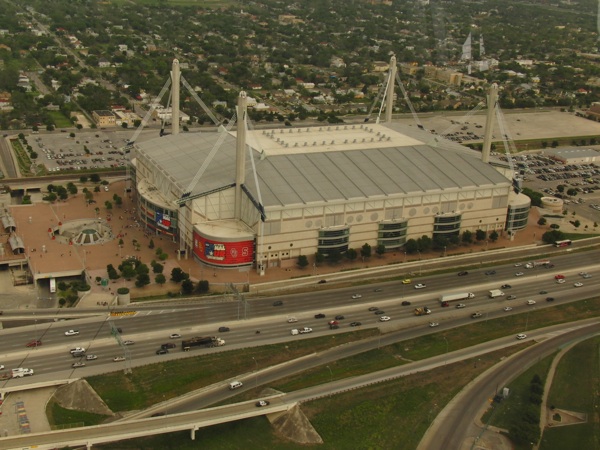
25, 128, 159, 174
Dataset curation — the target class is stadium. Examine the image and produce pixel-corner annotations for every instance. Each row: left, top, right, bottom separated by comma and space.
130, 60, 530, 274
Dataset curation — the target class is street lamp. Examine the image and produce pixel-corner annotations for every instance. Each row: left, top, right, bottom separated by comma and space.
252, 357, 258, 388
326, 365, 333, 383
443, 246, 446, 257
443, 337, 448, 365
403, 251, 407, 263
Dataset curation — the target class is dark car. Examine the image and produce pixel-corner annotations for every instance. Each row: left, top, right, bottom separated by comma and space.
161, 343, 177, 349
156, 349, 169, 355
546, 297, 555, 302
539, 290, 547, 295
350, 321, 362, 327
401, 301, 411, 306
314, 313, 326, 319
458, 271, 469, 276
151, 412, 166, 417
317, 279, 327, 284
374, 310, 385, 315
334, 315, 345, 320
26, 339, 42, 348
373, 288, 383, 292
218, 326, 231, 332
485, 270, 496, 275
368, 307, 379, 311
272, 300, 283, 306
501, 284, 512, 289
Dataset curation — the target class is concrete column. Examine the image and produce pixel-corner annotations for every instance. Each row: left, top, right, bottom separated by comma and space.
385, 56, 397, 123
481, 83, 498, 163
171, 59, 180, 136
234, 92, 248, 220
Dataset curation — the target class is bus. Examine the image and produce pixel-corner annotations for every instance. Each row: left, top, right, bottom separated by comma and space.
554, 239, 572, 248
49, 278, 56, 293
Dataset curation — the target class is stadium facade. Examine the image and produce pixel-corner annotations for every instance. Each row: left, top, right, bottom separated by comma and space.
131, 60, 530, 273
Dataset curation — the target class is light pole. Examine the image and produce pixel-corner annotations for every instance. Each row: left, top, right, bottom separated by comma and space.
252, 357, 258, 388
403, 251, 407, 263
326, 365, 333, 383
443, 336, 448, 365
443, 246, 446, 257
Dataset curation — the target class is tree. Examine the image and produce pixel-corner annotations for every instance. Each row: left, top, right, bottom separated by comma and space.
346, 248, 358, 261
315, 251, 325, 265
556, 184, 565, 193
181, 278, 194, 295
149, 239, 155, 249
566, 188, 578, 196
475, 229, 487, 242
461, 230, 473, 244
135, 272, 150, 288
121, 264, 137, 280
171, 267, 189, 282
195, 280, 210, 294
574, 220, 581, 228
107, 264, 119, 280
489, 231, 499, 242
104, 200, 113, 211
417, 235, 432, 251
404, 239, 418, 254
542, 229, 565, 244
521, 188, 543, 207
375, 244, 385, 257
327, 248, 342, 264
550, 224, 560, 230
155, 273, 166, 285
360, 243, 372, 259
297, 254, 309, 268
90, 173, 101, 183
537, 217, 547, 226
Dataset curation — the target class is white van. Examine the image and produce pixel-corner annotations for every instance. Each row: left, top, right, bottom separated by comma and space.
229, 380, 243, 390
290, 329, 299, 335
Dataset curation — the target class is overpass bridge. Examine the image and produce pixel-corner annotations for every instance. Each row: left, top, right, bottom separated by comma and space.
0, 397, 294, 450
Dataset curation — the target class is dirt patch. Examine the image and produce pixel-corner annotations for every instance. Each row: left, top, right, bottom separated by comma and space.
546, 408, 587, 428
269, 403, 323, 445
53, 379, 115, 417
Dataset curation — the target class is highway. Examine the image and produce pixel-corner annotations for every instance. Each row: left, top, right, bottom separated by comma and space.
0, 251, 599, 382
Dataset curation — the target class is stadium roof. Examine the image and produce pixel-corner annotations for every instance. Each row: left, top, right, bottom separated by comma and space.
136, 122, 510, 209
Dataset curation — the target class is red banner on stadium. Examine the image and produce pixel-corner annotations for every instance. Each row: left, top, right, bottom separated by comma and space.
193, 232, 254, 266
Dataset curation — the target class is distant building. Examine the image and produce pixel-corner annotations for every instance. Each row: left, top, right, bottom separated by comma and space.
92, 110, 117, 128
544, 147, 600, 164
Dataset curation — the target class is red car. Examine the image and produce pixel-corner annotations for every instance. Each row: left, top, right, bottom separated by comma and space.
26, 339, 42, 348
554, 274, 565, 280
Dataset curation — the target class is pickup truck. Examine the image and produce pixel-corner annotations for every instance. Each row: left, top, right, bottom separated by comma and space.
471, 312, 483, 319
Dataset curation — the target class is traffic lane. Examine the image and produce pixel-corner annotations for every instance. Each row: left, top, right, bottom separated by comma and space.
428, 321, 600, 450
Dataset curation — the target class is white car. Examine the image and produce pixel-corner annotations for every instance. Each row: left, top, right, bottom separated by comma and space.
72, 362, 86, 368
556, 279, 566, 284
113, 356, 126, 362
526, 300, 536, 305
515, 272, 524, 277
299, 327, 313, 334
516, 333, 527, 340
455, 303, 466, 309
169, 334, 181, 339
582, 274, 592, 279
503, 306, 513, 312
574, 282, 584, 287
379, 315, 391, 322
514, 263, 522, 267
351, 294, 362, 299
0, 364, 3, 370
428, 321, 439, 327
64, 330, 79, 336
70, 347, 86, 354
287, 317, 298, 323
85, 354, 97, 360
414, 283, 426, 289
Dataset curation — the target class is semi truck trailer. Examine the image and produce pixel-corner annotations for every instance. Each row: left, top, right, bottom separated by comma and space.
182, 336, 225, 351
439, 292, 475, 303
